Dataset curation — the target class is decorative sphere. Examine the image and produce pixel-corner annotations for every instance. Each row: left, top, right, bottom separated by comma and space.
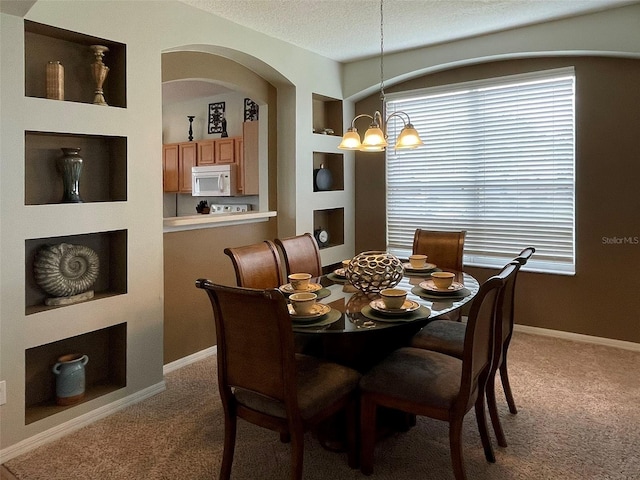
345, 251, 403, 294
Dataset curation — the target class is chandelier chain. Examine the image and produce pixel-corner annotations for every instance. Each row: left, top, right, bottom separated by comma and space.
379, 0, 385, 103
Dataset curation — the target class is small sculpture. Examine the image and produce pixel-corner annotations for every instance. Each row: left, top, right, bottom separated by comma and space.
90, 45, 109, 105
345, 251, 403, 294
187, 115, 195, 141
34, 243, 100, 306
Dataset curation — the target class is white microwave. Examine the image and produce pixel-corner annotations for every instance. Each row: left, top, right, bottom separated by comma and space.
192, 165, 237, 197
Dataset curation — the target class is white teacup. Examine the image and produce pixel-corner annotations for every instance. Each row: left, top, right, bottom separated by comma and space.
409, 254, 428, 268
431, 271, 455, 289
289, 292, 317, 315
379, 288, 407, 310
288, 273, 312, 291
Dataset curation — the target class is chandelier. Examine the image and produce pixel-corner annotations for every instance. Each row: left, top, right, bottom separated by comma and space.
338, 0, 423, 152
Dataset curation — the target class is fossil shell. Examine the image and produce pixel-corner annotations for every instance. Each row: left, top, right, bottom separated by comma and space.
34, 243, 100, 297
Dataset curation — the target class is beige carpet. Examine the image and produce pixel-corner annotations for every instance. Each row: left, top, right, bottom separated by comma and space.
4, 332, 640, 479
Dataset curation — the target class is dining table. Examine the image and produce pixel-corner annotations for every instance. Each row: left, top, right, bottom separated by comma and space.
285, 266, 480, 372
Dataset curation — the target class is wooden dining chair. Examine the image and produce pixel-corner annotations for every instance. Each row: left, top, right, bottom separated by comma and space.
412, 229, 466, 272
195, 280, 361, 480
223, 240, 283, 289
274, 232, 323, 278
409, 248, 534, 447
359, 263, 515, 479
359, 264, 514, 479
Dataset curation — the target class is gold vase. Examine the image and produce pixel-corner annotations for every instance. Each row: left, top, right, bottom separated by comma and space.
90, 45, 109, 106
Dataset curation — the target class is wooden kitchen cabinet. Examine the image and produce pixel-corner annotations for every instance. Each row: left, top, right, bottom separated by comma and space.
215, 137, 236, 164
163, 142, 196, 193
241, 121, 259, 195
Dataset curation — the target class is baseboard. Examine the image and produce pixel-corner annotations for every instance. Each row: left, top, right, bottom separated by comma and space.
163, 346, 217, 374
514, 324, 640, 352
0, 381, 166, 464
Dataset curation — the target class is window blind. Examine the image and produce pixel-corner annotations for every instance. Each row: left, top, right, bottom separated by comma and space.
385, 68, 575, 274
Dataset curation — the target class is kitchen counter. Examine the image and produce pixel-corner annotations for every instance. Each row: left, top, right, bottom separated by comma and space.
163, 210, 277, 233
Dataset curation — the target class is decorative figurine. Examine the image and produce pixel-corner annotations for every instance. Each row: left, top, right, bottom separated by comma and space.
188, 115, 195, 141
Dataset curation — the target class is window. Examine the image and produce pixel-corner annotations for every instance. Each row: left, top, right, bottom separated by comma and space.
386, 68, 575, 274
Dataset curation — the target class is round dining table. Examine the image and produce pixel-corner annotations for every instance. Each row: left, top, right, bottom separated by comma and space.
290, 269, 480, 372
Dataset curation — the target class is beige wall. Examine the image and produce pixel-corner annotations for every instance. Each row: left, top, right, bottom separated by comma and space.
355, 56, 640, 344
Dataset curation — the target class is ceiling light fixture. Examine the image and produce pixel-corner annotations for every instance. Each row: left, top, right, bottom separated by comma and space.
339, 0, 423, 152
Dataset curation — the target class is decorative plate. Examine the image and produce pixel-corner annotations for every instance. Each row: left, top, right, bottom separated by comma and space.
287, 302, 330, 320
402, 262, 437, 272
279, 282, 323, 294
369, 298, 421, 316
291, 308, 342, 329
418, 279, 465, 294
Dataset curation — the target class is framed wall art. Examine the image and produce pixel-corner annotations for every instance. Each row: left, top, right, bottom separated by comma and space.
244, 98, 259, 121
208, 102, 225, 134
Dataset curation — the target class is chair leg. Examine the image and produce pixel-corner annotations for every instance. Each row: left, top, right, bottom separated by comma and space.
500, 359, 518, 414
220, 412, 237, 480
449, 417, 467, 480
346, 396, 360, 469
486, 369, 508, 448
474, 393, 496, 463
360, 395, 377, 476
290, 426, 305, 480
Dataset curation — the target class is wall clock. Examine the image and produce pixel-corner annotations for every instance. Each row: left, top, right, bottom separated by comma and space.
314, 228, 329, 248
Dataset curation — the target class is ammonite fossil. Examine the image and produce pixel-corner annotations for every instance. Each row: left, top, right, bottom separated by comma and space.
34, 243, 100, 297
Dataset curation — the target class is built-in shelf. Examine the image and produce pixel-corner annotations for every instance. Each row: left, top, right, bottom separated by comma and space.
313, 152, 344, 192
25, 131, 127, 205
25, 323, 127, 424
312, 93, 342, 136
24, 20, 127, 107
313, 208, 344, 249
25, 230, 128, 314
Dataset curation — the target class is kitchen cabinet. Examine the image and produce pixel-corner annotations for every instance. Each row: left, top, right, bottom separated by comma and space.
241, 121, 259, 195
196, 137, 238, 166
163, 142, 197, 193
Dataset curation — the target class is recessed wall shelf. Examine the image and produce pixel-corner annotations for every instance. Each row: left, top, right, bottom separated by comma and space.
312, 93, 343, 136
25, 230, 128, 315
25, 323, 127, 424
313, 208, 344, 249
25, 131, 127, 205
24, 20, 127, 107
313, 152, 344, 192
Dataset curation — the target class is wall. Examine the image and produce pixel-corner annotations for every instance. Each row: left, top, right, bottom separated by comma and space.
355, 56, 640, 344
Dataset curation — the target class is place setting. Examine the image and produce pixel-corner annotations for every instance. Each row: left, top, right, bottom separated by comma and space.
361, 288, 431, 323
279, 272, 330, 299
402, 254, 438, 275
326, 259, 351, 283
411, 271, 471, 299
287, 291, 341, 329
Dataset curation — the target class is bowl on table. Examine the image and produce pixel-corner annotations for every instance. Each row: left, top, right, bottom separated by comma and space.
379, 288, 408, 310
289, 292, 317, 315
288, 273, 312, 291
408, 254, 428, 269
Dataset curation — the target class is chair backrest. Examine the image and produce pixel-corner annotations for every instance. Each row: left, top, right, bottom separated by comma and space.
493, 260, 523, 368
412, 229, 466, 272
274, 233, 323, 278
224, 240, 283, 289
195, 280, 298, 412
515, 246, 535, 265
456, 262, 518, 409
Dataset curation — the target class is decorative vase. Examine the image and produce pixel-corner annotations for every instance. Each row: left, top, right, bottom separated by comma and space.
90, 45, 109, 105
345, 251, 404, 294
46, 61, 64, 100
52, 353, 89, 406
57, 147, 84, 203
314, 163, 333, 191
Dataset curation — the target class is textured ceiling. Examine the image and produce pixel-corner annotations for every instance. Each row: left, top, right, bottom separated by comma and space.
178, 0, 638, 62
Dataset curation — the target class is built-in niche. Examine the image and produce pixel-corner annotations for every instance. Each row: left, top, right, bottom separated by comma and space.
25, 230, 128, 315
312, 93, 343, 136
25, 322, 127, 424
313, 207, 344, 249
313, 152, 344, 192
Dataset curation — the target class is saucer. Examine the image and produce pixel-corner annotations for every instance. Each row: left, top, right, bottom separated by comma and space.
333, 268, 347, 278
287, 303, 330, 320
418, 279, 465, 294
369, 299, 420, 316
279, 282, 323, 294
402, 262, 437, 272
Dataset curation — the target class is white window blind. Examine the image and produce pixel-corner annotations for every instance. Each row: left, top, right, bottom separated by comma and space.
385, 68, 575, 274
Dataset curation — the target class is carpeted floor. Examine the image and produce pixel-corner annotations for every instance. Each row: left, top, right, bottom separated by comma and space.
3, 332, 640, 479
